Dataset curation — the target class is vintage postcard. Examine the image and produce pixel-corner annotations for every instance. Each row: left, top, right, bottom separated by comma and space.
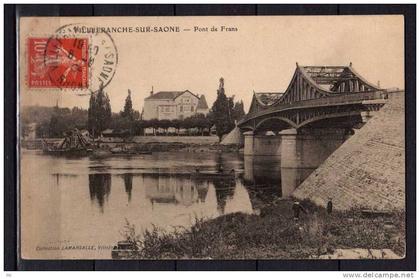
19, 15, 405, 260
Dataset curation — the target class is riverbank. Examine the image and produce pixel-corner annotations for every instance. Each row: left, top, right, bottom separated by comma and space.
24, 136, 243, 154
293, 91, 405, 211
119, 199, 405, 259
89, 143, 242, 157
101, 136, 242, 153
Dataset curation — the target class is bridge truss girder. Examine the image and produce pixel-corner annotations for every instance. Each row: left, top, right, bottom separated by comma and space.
247, 64, 381, 115
240, 103, 384, 133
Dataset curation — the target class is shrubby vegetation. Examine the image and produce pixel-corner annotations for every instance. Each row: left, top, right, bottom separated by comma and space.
135, 114, 212, 136
118, 199, 405, 259
21, 106, 88, 138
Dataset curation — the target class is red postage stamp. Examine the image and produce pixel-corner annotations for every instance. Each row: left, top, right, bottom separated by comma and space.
28, 37, 89, 89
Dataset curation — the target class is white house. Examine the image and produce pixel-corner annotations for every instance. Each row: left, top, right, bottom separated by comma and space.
142, 90, 209, 121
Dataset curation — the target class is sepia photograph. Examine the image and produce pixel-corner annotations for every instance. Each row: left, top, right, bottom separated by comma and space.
17, 14, 406, 261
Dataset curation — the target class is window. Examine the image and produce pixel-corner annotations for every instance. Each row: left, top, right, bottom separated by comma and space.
180, 106, 183, 112
191, 105, 194, 112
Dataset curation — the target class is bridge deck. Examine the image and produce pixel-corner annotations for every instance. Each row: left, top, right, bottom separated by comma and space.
239, 91, 387, 125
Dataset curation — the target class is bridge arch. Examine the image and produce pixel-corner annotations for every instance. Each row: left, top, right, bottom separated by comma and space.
240, 125, 255, 132
254, 116, 296, 132
296, 111, 362, 129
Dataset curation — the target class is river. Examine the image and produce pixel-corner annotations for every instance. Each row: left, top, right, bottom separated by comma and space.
20, 150, 314, 259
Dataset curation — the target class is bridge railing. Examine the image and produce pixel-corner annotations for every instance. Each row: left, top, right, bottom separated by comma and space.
239, 91, 386, 124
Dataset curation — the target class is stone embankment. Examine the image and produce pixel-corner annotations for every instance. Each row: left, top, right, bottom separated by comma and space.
293, 92, 405, 211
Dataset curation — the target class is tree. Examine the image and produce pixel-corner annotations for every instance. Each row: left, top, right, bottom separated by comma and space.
21, 105, 88, 138
115, 89, 138, 135
121, 89, 134, 120
48, 114, 61, 137
210, 77, 235, 142
147, 118, 159, 135
88, 94, 96, 135
133, 120, 146, 135
110, 113, 132, 131
88, 83, 112, 137
21, 125, 31, 138
232, 100, 245, 122
48, 105, 69, 137
36, 122, 49, 138
70, 106, 89, 129
159, 119, 172, 135
182, 116, 193, 130
132, 110, 140, 120
171, 119, 181, 135
183, 113, 210, 136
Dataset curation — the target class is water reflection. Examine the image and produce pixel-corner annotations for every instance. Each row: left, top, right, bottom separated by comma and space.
122, 173, 133, 202
84, 171, 254, 216
242, 156, 315, 199
86, 156, 314, 216
144, 173, 239, 214
224, 183, 254, 214
212, 177, 235, 214
23, 150, 320, 259
88, 173, 111, 212
66, 155, 314, 217
144, 174, 199, 206
51, 173, 79, 186
280, 167, 315, 195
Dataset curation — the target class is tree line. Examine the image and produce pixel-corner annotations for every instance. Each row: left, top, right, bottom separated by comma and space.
22, 77, 246, 142
134, 113, 212, 136
21, 106, 89, 138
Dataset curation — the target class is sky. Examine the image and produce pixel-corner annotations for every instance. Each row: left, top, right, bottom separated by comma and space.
20, 15, 404, 113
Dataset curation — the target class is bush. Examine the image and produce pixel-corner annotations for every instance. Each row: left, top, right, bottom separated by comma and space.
117, 200, 406, 259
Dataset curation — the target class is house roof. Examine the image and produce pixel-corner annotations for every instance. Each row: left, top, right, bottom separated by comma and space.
197, 95, 209, 110
145, 90, 199, 100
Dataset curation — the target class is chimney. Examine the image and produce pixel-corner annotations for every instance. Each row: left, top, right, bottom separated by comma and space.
150, 86, 154, 96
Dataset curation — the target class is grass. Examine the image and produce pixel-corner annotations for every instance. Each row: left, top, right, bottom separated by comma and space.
119, 199, 405, 259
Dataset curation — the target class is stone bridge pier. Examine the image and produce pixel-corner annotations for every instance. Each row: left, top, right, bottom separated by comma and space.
244, 128, 352, 169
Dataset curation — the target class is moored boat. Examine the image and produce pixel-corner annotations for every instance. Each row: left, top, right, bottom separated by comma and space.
42, 128, 93, 156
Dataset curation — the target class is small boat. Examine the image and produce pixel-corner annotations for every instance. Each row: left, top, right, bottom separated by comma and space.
42, 134, 93, 156
42, 128, 93, 156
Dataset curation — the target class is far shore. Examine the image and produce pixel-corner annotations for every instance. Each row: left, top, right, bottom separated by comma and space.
21, 135, 243, 155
